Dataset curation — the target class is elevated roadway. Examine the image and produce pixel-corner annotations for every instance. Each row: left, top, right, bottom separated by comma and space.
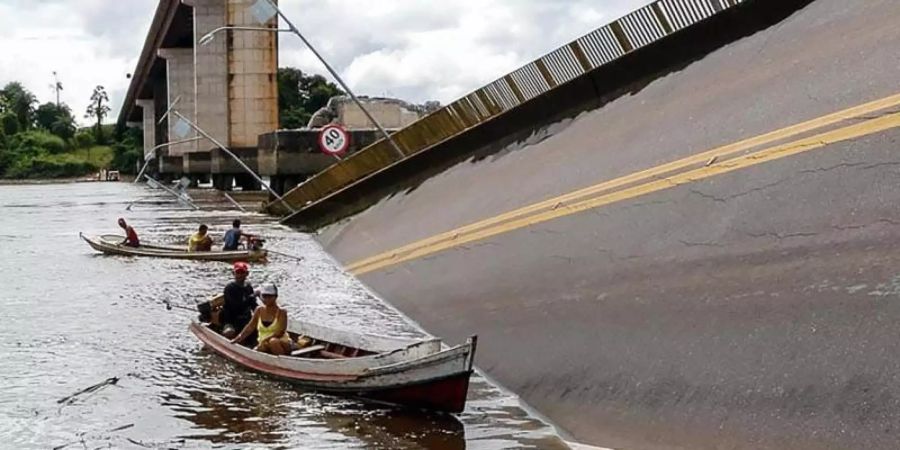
314, 0, 900, 448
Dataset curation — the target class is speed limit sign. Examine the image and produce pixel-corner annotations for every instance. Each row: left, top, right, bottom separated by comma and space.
318, 124, 350, 156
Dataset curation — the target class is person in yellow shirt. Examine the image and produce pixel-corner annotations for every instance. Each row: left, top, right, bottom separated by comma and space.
188, 224, 213, 252
231, 283, 292, 355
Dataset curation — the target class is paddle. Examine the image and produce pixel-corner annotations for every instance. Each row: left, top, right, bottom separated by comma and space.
162, 299, 196, 313
266, 249, 306, 262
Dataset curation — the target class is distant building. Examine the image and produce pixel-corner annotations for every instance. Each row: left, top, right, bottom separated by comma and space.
307, 96, 432, 130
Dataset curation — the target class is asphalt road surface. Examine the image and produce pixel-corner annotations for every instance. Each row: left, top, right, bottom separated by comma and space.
317, 1, 900, 448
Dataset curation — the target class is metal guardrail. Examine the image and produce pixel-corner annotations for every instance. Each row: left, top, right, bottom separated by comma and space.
276, 0, 747, 216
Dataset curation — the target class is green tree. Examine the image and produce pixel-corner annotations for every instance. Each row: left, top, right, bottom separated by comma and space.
0, 130, 72, 176
277, 67, 343, 129
0, 82, 37, 130
108, 124, 142, 174
85, 85, 110, 144
35, 102, 76, 141
73, 131, 95, 149
1, 112, 19, 136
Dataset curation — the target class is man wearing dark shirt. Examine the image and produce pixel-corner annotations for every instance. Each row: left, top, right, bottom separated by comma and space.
221, 261, 258, 339
223, 219, 244, 251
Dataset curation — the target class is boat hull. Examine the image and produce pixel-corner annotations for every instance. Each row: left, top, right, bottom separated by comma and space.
189, 322, 475, 413
80, 233, 266, 262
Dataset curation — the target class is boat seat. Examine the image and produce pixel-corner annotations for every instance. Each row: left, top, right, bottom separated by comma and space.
319, 350, 349, 359
290, 345, 325, 357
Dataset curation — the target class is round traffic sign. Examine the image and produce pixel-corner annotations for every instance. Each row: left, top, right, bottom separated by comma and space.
318, 124, 350, 156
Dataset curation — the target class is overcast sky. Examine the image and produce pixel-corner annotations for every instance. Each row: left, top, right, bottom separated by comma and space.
0, 0, 651, 126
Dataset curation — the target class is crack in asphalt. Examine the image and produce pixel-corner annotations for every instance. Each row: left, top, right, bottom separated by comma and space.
551, 255, 575, 264
796, 161, 900, 175
688, 178, 790, 203
686, 159, 900, 206
744, 231, 820, 240
832, 219, 900, 231
797, 161, 871, 174
679, 239, 725, 248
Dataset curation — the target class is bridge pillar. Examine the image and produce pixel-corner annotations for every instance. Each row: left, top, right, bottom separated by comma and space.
121, 0, 279, 191
212, 174, 234, 191
157, 47, 197, 157
226, 0, 279, 150
135, 99, 157, 164
186, 0, 230, 149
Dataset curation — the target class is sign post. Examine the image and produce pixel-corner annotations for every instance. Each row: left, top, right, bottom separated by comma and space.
318, 124, 350, 159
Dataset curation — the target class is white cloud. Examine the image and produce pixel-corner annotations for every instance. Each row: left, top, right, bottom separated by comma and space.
279, 0, 653, 103
0, 0, 652, 126
0, 0, 155, 126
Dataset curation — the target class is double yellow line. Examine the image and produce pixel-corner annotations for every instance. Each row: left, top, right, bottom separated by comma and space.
348, 92, 900, 276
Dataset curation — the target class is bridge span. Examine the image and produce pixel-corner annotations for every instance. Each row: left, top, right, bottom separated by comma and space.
300, 0, 900, 448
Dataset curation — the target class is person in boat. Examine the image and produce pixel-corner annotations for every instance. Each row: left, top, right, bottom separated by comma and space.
231, 283, 292, 355
220, 261, 258, 340
117, 218, 139, 247
223, 219, 252, 251
188, 224, 213, 252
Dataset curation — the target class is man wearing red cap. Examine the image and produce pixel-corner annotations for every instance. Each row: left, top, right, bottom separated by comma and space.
221, 261, 258, 340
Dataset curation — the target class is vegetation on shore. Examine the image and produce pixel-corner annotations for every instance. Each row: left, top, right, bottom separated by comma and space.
0, 82, 140, 179
277, 67, 344, 129
1, 67, 432, 179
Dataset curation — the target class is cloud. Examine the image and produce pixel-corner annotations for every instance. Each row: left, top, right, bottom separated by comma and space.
0, 0, 652, 126
279, 0, 653, 103
0, 0, 155, 125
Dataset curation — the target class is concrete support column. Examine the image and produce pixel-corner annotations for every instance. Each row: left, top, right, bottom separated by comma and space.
213, 174, 234, 191
186, 0, 230, 151
157, 48, 197, 156
135, 99, 157, 161
152, 77, 168, 148
227, 0, 279, 148
235, 173, 262, 191
269, 175, 305, 197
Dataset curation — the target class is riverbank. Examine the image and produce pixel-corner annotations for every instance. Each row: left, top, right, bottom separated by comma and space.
0, 176, 104, 185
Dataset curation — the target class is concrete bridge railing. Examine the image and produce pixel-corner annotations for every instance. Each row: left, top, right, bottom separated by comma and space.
270, 0, 748, 218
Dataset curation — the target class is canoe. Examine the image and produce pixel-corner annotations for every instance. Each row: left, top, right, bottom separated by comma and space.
80, 233, 267, 262
189, 318, 477, 413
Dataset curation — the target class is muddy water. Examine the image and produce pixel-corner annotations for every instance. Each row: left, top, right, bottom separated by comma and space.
0, 183, 570, 449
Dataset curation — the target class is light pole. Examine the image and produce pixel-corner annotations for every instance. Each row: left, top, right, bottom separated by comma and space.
168, 109, 296, 214
198, 0, 407, 160
149, 96, 296, 213
198, 26, 293, 45
133, 136, 204, 184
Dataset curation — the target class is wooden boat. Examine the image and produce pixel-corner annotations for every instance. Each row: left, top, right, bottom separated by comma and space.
189, 318, 477, 413
80, 233, 267, 262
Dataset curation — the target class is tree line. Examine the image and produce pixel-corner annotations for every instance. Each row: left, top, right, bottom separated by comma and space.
0, 81, 139, 179
0, 67, 435, 179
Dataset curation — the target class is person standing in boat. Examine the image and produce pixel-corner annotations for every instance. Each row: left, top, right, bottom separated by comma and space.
223, 219, 256, 251
117, 218, 139, 247
188, 224, 213, 252
231, 283, 292, 355
220, 262, 258, 340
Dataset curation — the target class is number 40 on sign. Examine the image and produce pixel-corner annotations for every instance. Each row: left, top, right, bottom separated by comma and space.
318, 125, 350, 157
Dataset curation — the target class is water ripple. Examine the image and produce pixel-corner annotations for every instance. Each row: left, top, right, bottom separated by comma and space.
0, 182, 568, 450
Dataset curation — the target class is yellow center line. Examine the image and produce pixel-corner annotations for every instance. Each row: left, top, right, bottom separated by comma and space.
346, 92, 900, 273
350, 110, 900, 276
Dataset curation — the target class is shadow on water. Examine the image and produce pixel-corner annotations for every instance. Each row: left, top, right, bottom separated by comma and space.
164, 348, 466, 449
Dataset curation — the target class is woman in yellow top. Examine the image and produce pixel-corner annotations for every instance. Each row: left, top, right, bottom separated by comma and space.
188, 224, 213, 252
231, 283, 292, 355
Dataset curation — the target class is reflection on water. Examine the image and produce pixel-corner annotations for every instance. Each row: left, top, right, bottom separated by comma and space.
0, 182, 569, 449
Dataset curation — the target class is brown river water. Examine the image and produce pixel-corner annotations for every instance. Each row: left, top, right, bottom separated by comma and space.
0, 182, 571, 450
